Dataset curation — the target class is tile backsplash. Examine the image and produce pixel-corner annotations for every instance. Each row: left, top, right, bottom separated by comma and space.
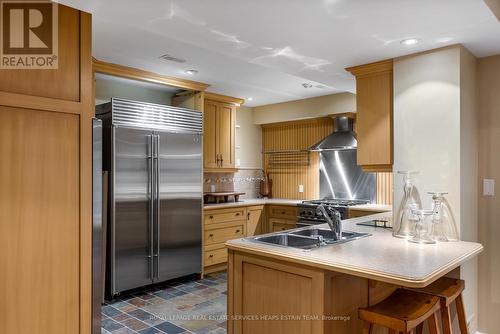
204, 169, 265, 199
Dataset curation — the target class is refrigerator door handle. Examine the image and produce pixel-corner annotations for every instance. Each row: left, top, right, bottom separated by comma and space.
154, 134, 160, 280
148, 134, 154, 280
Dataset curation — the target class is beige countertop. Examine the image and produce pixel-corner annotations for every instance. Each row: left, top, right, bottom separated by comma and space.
349, 203, 392, 212
226, 211, 483, 287
204, 198, 303, 210
204, 199, 392, 211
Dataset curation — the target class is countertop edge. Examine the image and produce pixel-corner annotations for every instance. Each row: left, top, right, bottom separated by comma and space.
225, 240, 484, 288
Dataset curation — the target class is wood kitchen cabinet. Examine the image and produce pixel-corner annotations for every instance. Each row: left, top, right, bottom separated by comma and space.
267, 205, 297, 232
203, 207, 247, 274
0, 5, 93, 334
202, 205, 262, 274
203, 93, 243, 172
246, 205, 265, 236
346, 59, 393, 172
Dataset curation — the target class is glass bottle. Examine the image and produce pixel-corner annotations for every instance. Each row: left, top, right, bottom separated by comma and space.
393, 171, 422, 239
428, 192, 459, 242
408, 209, 436, 244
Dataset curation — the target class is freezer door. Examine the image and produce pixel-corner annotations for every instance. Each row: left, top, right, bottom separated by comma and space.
155, 132, 202, 282
113, 127, 154, 294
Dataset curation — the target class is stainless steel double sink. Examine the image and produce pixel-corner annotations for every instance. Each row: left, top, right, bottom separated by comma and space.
251, 228, 370, 250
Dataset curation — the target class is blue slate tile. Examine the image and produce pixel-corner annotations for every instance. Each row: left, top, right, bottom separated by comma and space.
102, 306, 123, 317
138, 328, 161, 334
154, 321, 185, 334
101, 318, 124, 332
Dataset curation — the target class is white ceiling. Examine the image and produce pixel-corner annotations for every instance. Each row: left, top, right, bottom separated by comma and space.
60, 0, 500, 107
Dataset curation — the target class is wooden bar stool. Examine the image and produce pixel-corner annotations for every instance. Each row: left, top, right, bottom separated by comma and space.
406, 277, 468, 334
359, 288, 441, 334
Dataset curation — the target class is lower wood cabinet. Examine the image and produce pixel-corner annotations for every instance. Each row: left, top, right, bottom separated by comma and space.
246, 205, 264, 236
267, 205, 297, 232
204, 244, 229, 267
227, 250, 371, 334
204, 221, 246, 246
203, 204, 291, 274
269, 218, 296, 232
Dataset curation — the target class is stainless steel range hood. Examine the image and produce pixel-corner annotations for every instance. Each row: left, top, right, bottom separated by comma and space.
308, 116, 356, 151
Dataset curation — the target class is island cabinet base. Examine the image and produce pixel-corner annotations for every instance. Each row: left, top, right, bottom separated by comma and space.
227, 250, 397, 334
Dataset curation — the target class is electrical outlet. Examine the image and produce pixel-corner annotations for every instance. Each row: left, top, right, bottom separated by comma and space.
298, 185, 304, 193
210, 185, 216, 192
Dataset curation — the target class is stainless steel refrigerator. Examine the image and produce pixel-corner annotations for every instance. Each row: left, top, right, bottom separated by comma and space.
97, 98, 203, 298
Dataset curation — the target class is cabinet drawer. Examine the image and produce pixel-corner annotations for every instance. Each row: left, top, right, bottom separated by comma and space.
267, 205, 297, 220
204, 208, 246, 224
204, 221, 245, 245
269, 218, 296, 232
204, 245, 227, 266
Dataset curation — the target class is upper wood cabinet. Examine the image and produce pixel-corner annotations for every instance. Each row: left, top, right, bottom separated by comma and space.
346, 60, 393, 172
203, 93, 243, 172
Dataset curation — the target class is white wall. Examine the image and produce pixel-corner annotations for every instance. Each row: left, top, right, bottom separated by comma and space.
393, 45, 479, 332
253, 92, 355, 124
236, 106, 262, 169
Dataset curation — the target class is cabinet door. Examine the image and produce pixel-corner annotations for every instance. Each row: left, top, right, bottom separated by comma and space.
0, 107, 80, 334
203, 100, 218, 168
269, 218, 296, 232
217, 102, 235, 168
247, 206, 264, 236
347, 60, 393, 172
356, 72, 393, 170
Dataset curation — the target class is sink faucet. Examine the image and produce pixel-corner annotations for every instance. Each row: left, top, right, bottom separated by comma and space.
316, 204, 342, 240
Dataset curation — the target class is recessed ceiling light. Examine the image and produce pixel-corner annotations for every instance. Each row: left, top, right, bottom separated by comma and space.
246, 97, 253, 101
184, 69, 198, 75
302, 83, 313, 88
400, 38, 420, 46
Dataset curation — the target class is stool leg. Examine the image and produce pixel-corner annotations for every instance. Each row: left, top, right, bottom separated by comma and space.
440, 302, 453, 334
455, 294, 468, 334
428, 312, 440, 334
362, 322, 372, 334
416, 323, 424, 334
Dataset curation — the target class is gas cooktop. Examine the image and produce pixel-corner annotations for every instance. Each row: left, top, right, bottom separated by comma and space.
301, 198, 371, 207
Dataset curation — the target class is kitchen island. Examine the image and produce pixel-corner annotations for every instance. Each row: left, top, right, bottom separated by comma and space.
225, 212, 483, 334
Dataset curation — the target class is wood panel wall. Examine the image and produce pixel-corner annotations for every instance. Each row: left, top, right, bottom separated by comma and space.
262, 118, 333, 200
0, 5, 93, 334
376, 172, 393, 205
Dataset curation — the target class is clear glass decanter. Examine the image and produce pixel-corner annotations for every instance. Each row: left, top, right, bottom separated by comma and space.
428, 192, 459, 242
408, 209, 436, 244
393, 171, 422, 239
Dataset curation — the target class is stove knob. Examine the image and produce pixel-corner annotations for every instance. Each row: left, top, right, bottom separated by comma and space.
308, 210, 315, 216
300, 210, 307, 215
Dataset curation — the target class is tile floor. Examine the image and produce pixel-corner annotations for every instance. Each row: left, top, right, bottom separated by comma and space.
102, 272, 227, 334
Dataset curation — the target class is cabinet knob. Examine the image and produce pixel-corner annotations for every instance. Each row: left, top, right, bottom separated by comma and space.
235, 229, 240, 233
209, 215, 213, 219
209, 254, 214, 258
235, 213, 240, 216
209, 233, 214, 237
281, 211, 286, 215
247, 212, 250, 220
